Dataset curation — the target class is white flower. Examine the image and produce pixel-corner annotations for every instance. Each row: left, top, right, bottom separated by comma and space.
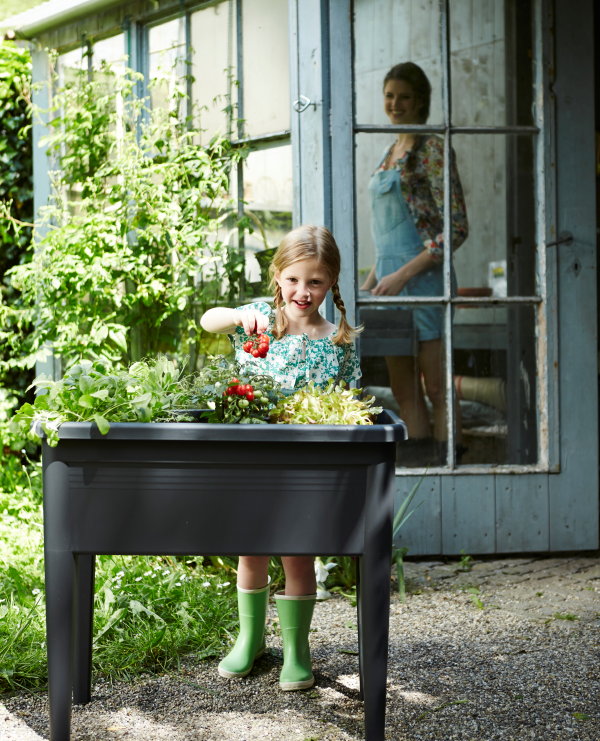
314, 557, 337, 600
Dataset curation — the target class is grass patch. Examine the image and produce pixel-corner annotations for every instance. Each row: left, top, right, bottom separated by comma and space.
0, 459, 239, 694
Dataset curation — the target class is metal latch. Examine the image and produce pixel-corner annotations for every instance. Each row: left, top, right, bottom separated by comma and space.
292, 95, 316, 113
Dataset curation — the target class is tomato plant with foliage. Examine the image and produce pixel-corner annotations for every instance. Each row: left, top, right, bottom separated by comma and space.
0, 60, 248, 374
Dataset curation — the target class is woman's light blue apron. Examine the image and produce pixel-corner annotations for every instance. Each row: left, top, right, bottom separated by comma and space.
369, 162, 451, 342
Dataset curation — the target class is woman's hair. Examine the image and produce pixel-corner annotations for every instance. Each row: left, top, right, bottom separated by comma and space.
383, 61, 431, 124
269, 224, 361, 345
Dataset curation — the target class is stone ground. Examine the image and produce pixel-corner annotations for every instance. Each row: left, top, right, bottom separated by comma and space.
2, 552, 599, 740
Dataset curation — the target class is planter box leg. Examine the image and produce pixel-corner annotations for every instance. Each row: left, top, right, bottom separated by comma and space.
73, 554, 95, 704
358, 459, 393, 741
45, 549, 75, 741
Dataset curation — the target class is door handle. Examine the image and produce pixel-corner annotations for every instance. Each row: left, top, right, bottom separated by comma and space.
546, 231, 573, 247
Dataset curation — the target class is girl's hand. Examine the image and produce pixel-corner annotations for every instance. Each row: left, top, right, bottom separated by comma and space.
237, 309, 269, 336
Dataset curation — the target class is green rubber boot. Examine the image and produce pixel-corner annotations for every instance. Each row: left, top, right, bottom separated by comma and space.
275, 593, 316, 691
218, 582, 269, 678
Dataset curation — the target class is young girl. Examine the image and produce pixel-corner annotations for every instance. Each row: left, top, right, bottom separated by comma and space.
200, 224, 361, 691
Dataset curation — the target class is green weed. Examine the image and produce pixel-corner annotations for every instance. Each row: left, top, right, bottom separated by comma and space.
456, 550, 474, 572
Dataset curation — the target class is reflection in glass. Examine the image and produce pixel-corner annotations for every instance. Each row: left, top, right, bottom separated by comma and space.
92, 35, 125, 70
191, 1, 237, 144
242, 0, 290, 137
225, 145, 292, 297
452, 134, 536, 298
355, 60, 469, 466
360, 304, 538, 466
453, 304, 537, 464
450, 0, 534, 127
353, 0, 443, 126
148, 18, 186, 113
358, 305, 458, 468
56, 47, 87, 88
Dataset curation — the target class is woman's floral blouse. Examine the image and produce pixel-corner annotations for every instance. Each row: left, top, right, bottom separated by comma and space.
231, 302, 362, 392
383, 134, 469, 262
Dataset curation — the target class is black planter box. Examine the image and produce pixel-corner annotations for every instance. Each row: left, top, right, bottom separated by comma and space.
42, 411, 405, 741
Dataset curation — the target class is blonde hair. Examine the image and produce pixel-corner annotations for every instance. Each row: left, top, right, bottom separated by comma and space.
269, 225, 362, 345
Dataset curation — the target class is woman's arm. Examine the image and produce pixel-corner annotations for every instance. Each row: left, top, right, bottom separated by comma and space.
200, 307, 269, 335
417, 137, 469, 259
371, 249, 437, 295
360, 265, 378, 291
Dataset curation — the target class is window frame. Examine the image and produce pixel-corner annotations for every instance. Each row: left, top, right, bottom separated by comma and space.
330, 0, 557, 473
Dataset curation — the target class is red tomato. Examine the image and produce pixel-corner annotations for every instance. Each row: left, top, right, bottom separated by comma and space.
245, 391, 254, 401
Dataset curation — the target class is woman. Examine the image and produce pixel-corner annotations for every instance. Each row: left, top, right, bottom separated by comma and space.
361, 62, 468, 464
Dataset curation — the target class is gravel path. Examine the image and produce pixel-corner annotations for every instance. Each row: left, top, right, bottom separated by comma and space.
2, 554, 599, 740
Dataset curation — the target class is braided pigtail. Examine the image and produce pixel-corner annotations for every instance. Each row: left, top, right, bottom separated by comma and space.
271, 281, 288, 340
331, 281, 363, 345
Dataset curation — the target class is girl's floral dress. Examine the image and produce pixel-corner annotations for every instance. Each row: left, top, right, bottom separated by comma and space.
231, 302, 361, 392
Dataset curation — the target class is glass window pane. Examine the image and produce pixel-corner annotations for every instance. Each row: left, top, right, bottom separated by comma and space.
92, 35, 125, 71
227, 144, 293, 297
242, 0, 290, 137
148, 18, 186, 111
56, 47, 87, 87
191, 1, 237, 143
353, 0, 444, 126
359, 303, 538, 466
454, 304, 538, 465
450, 0, 534, 127
453, 133, 537, 298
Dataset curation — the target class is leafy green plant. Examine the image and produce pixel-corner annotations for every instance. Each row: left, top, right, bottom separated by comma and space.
12, 356, 191, 445
391, 478, 423, 601
456, 550, 474, 572
464, 586, 485, 609
13, 354, 386, 444
0, 60, 248, 374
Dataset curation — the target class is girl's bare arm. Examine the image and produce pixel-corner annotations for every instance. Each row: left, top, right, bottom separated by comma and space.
200, 307, 269, 335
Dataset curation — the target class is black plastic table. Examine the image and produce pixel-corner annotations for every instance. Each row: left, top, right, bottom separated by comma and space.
42, 411, 405, 741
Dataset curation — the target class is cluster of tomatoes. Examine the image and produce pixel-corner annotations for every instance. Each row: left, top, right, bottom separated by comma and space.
242, 333, 270, 358
224, 378, 257, 404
